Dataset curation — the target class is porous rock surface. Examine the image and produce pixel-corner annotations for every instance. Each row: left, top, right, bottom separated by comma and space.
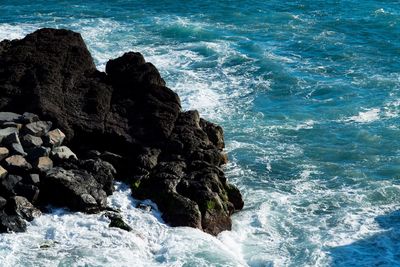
0, 28, 243, 235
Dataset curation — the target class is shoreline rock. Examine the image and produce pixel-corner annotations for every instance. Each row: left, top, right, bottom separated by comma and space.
0, 28, 243, 235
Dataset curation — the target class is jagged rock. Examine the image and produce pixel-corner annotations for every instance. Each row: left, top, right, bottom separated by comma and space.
39, 240, 59, 249
136, 203, 152, 212
0, 196, 6, 209
23, 121, 52, 137
0, 112, 21, 123
200, 118, 225, 150
0, 28, 243, 235
0, 147, 8, 161
3, 132, 19, 145
225, 184, 244, 211
0, 211, 26, 233
1, 122, 22, 129
81, 159, 115, 195
0, 166, 7, 178
2, 132, 27, 156
35, 156, 53, 172
9, 142, 27, 157
0, 127, 18, 143
5, 155, 32, 173
51, 146, 77, 161
24, 173, 40, 185
26, 146, 51, 161
100, 152, 129, 178
7, 196, 41, 221
41, 167, 107, 213
0, 174, 22, 197
20, 112, 39, 124
15, 183, 40, 203
43, 128, 65, 147
105, 212, 132, 231
21, 134, 43, 148
134, 147, 161, 171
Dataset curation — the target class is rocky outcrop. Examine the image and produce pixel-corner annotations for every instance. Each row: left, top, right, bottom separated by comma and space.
0, 28, 243, 235
0, 112, 113, 232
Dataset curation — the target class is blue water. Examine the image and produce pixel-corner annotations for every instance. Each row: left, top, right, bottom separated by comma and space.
1, 1, 400, 266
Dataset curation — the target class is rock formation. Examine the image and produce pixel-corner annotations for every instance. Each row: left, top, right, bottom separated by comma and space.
0, 28, 243, 235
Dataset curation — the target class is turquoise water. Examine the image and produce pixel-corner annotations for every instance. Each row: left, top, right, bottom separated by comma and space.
1, 1, 400, 266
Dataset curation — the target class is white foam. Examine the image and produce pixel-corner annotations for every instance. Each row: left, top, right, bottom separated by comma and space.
0, 183, 249, 266
346, 108, 381, 123
0, 23, 37, 40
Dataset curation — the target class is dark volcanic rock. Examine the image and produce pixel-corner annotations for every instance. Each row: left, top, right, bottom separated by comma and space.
81, 159, 116, 195
26, 146, 51, 161
22, 173, 40, 185
0, 211, 26, 233
0, 174, 23, 197
0, 28, 243, 235
41, 167, 107, 213
14, 183, 40, 203
6, 196, 41, 221
105, 212, 132, 231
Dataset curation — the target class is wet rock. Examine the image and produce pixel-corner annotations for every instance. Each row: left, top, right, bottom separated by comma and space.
21, 134, 43, 148
159, 193, 202, 229
39, 240, 60, 249
0, 147, 8, 161
0, 112, 21, 123
105, 212, 132, 231
0, 211, 26, 233
43, 128, 65, 147
136, 203, 152, 212
41, 167, 107, 213
23, 121, 52, 137
51, 146, 77, 161
5, 155, 32, 173
7, 196, 41, 221
35, 156, 53, 172
225, 184, 244, 211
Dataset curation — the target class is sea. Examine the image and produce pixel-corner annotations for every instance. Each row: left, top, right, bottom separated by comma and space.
0, 1, 399, 266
